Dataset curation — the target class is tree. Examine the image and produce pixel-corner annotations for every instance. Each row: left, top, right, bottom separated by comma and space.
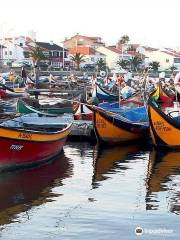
71, 53, 85, 70
28, 46, 47, 86
130, 56, 143, 72
119, 35, 130, 45
170, 65, 177, 73
29, 46, 47, 66
149, 61, 160, 72
96, 58, 106, 71
119, 35, 130, 60
116, 59, 130, 69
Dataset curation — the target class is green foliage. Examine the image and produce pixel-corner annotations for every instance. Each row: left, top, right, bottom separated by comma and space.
149, 61, 160, 72
29, 46, 47, 65
116, 59, 130, 69
96, 58, 106, 71
119, 35, 130, 44
71, 52, 85, 70
129, 56, 143, 71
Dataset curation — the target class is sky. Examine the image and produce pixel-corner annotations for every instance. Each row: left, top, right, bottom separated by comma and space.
0, 0, 179, 48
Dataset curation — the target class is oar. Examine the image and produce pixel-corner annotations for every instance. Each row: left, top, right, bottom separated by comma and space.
0, 83, 15, 92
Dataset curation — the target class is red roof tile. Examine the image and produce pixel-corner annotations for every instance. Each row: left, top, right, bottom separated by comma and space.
69, 46, 104, 56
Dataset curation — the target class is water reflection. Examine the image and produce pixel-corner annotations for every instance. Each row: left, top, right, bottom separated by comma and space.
146, 149, 180, 214
0, 151, 73, 225
92, 144, 141, 188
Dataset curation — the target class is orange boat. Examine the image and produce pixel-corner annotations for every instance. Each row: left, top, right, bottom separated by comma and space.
90, 105, 149, 145
148, 100, 180, 149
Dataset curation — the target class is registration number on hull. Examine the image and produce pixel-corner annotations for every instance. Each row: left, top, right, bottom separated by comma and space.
18, 132, 32, 140
10, 144, 24, 151
96, 119, 106, 128
153, 121, 171, 132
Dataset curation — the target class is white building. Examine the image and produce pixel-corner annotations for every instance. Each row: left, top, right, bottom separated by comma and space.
1, 36, 34, 65
2, 42, 24, 63
97, 46, 132, 69
144, 48, 180, 70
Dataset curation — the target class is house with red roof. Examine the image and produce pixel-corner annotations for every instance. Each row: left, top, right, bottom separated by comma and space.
145, 48, 180, 69
97, 46, 134, 69
69, 46, 105, 67
63, 33, 105, 50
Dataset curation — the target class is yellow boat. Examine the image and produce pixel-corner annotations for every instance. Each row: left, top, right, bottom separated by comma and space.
149, 83, 174, 107
148, 100, 180, 148
90, 105, 149, 145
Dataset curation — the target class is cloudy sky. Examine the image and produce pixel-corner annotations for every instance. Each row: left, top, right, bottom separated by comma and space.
0, 0, 179, 48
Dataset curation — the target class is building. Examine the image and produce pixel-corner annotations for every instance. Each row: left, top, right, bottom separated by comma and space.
63, 34, 105, 50
0, 45, 5, 62
116, 42, 140, 52
0, 36, 34, 65
145, 48, 180, 69
97, 46, 133, 69
35, 42, 69, 68
2, 42, 24, 64
69, 46, 106, 67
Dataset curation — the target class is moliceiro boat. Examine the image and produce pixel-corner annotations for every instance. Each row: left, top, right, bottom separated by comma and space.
93, 83, 143, 104
74, 103, 93, 120
89, 105, 149, 145
17, 98, 78, 115
149, 83, 174, 107
0, 113, 73, 170
148, 100, 180, 149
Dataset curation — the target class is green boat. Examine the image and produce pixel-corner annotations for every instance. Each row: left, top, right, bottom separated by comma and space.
17, 98, 77, 115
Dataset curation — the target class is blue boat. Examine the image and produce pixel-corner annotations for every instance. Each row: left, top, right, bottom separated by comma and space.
92, 83, 118, 102
92, 83, 142, 103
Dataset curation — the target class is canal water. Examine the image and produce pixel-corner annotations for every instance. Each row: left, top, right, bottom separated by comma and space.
0, 141, 179, 239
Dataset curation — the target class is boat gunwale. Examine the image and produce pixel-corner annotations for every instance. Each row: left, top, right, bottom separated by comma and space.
148, 100, 180, 130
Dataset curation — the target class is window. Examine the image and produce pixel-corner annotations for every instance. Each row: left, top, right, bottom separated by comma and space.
9, 51, 12, 55
43, 51, 49, 57
53, 51, 59, 57
52, 62, 60, 67
166, 59, 169, 63
5, 51, 7, 55
24, 51, 30, 58
19, 43, 23, 46
174, 58, 180, 63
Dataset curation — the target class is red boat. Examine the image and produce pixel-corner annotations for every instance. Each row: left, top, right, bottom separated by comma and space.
0, 113, 73, 170
74, 103, 93, 120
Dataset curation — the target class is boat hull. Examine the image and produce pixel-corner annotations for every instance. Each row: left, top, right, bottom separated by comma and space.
148, 101, 180, 148
17, 99, 74, 115
94, 84, 118, 102
0, 137, 67, 170
93, 107, 148, 144
0, 114, 72, 170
